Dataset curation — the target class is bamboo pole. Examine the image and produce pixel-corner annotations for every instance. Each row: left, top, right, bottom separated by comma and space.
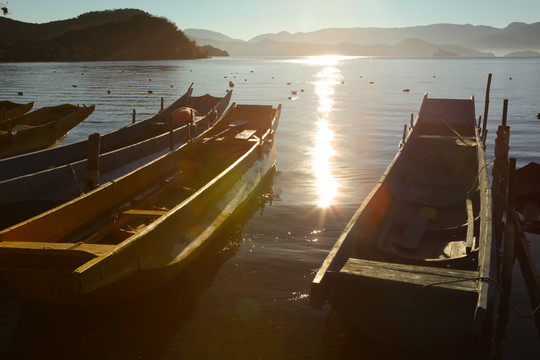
502, 158, 517, 294
482, 73, 492, 135
492, 100, 510, 245
169, 117, 174, 151
84, 133, 100, 193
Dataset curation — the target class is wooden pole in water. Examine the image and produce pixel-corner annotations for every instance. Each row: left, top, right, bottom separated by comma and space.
160, 97, 164, 112
84, 133, 100, 193
410, 113, 414, 128
132, 109, 136, 124
482, 73, 492, 135
402, 124, 407, 141
492, 99, 510, 246
502, 158, 516, 294
187, 109, 193, 140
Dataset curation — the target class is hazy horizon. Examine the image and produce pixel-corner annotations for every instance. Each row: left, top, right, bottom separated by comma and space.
3, 0, 540, 41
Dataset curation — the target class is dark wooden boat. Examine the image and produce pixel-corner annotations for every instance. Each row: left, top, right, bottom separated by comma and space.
0, 104, 95, 159
0, 103, 86, 130
514, 161, 540, 233
0, 91, 232, 229
311, 94, 494, 346
0, 87, 232, 180
0, 102, 280, 307
0, 101, 34, 120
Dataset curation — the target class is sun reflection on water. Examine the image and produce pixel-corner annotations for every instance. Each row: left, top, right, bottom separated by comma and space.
313, 59, 342, 208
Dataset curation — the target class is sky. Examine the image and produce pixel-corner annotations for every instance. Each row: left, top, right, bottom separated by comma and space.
3, 0, 540, 40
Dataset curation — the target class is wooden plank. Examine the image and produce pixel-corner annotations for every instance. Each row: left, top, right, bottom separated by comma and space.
466, 197, 475, 252
235, 129, 257, 140
376, 177, 412, 249
397, 207, 436, 250
341, 258, 479, 292
121, 209, 167, 218
0, 241, 115, 256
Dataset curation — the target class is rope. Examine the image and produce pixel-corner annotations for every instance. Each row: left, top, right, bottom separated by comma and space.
68, 163, 84, 195
402, 276, 540, 319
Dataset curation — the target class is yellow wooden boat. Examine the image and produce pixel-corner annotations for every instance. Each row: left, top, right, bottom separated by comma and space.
0, 103, 280, 307
0, 104, 95, 159
0, 101, 34, 120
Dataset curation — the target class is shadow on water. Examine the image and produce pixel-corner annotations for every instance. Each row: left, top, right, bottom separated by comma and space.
0, 171, 277, 360
320, 308, 494, 360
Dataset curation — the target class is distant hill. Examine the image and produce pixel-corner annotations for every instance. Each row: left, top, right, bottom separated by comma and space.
183, 29, 243, 43
504, 50, 540, 57
0, 9, 144, 42
188, 22, 540, 57
187, 37, 493, 57
0, 10, 225, 61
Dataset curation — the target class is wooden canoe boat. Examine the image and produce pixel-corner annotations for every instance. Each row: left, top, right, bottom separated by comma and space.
0, 102, 280, 307
0, 101, 34, 120
311, 94, 494, 346
0, 87, 232, 180
0, 103, 88, 131
0, 91, 232, 229
0, 104, 95, 159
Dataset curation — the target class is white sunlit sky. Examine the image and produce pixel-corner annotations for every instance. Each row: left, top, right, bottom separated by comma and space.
3, 0, 540, 40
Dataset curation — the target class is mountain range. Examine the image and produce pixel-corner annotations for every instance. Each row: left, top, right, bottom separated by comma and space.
185, 22, 540, 57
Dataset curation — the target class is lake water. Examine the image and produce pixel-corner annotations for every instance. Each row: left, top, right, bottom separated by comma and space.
0, 56, 539, 359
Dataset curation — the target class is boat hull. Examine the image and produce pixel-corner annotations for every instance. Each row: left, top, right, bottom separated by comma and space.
0, 103, 280, 307
0, 105, 95, 159
311, 94, 493, 346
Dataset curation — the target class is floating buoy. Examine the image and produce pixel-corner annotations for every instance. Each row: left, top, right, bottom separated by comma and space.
301, 89, 304, 92
148, 90, 153, 94
229, 81, 234, 88
509, 77, 513, 80
170, 85, 173, 88
107, 90, 111, 94
288, 97, 292, 100
291, 90, 297, 95
369, 82, 374, 84
287, 82, 292, 85
403, 89, 410, 92
224, 76, 228, 78
169, 107, 195, 125
250, 70, 254, 73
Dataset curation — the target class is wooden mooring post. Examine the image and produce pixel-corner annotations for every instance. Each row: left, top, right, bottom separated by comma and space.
502, 158, 516, 294
493, 99, 540, 329
492, 99, 510, 245
132, 109, 136, 124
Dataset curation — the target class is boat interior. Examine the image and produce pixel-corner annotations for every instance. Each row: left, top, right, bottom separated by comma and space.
0, 106, 276, 272
353, 126, 482, 269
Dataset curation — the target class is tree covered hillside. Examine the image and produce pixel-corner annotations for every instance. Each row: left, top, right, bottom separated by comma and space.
0, 10, 226, 61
